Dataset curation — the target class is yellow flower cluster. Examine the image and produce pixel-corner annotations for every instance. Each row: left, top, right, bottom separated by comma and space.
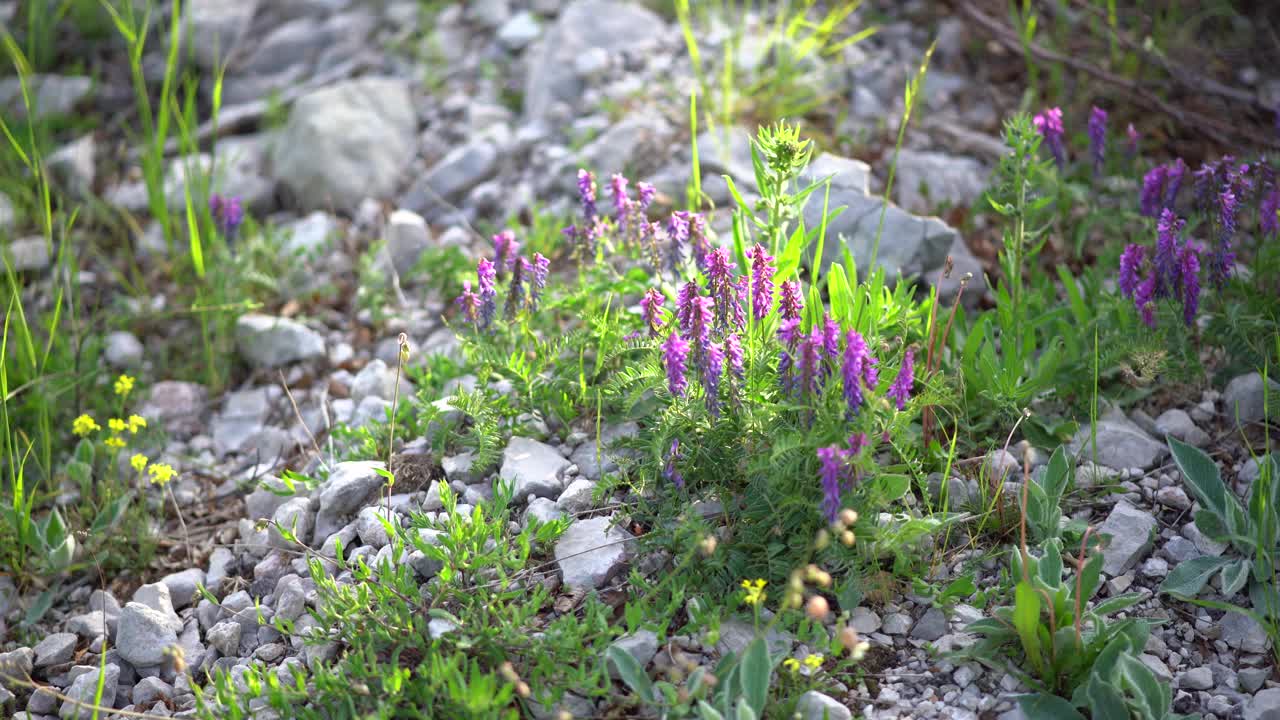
114, 374, 135, 397
740, 578, 767, 607
782, 654, 825, 672
147, 463, 177, 485
131, 454, 149, 472
72, 414, 101, 436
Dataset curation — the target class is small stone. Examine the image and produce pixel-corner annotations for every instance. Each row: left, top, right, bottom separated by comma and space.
501, 437, 570, 502
554, 516, 631, 589
1239, 667, 1269, 693
882, 613, 913, 635
132, 676, 173, 706
314, 461, 386, 542
269, 497, 315, 550
1224, 373, 1280, 427
3, 236, 50, 272
1068, 419, 1167, 470
235, 314, 326, 368
441, 452, 477, 485
59, 663, 119, 720
1097, 501, 1157, 575
796, 690, 853, 720
556, 478, 597, 513
1222, 611, 1271, 654
524, 497, 565, 525
355, 505, 400, 549
206, 620, 242, 656
911, 608, 948, 641
497, 10, 542, 50
1178, 666, 1213, 690
32, 633, 77, 668
1140, 653, 1173, 683
1245, 688, 1280, 720
104, 331, 144, 369
383, 209, 431, 277
608, 631, 658, 678
849, 607, 881, 634
117, 603, 179, 668
1155, 408, 1211, 448
1140, 557, 1169, 578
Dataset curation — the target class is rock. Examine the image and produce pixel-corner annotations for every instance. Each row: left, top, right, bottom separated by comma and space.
1239, 668, 1269, 693
117, 603, 178, 668
523, 0, 664, 123
159, 568, 206, 610
800, 152, 956, 283
284, 211, 342, 255
314, 461, 385, 542
1140, 653, 1173, 683
104, 331, 144, 369
1184, 520, 1229, 557
849, 607, 882, 634
498, 11, 542, 51
273, 78, 417, 213
269, 497, 314, 550
0, 647, 32, 687
556, 478, 597, 513
351, 359, 411, 406
895, 150, 989, 214
554, 516, 631, 588
1178, 666, 1214, 690
1162, 536, 1201, 564
501, 437, 570, 502
1097, 501, 1157, 576
355, 506, 399, 549
1245, 688, 1280, 720
0, 74, 92, 119
0, 192, 12, 232
182, 0, 259, 71
3, 237, 50, 272
349, 395, 392, 428
1224, 372, 1280, 426
576, 111, 673, 181
48, 133, 95, 200
206, 620, 242, 657
713, 619, 794, 657
1241, 457, 1263, 485
1221, 611, 1270, 654
59, 663, 118, 720
402, 140, 499, 216
235, 314, 326, 368
796, 690, 853, 720
442, 452, 478, 485
132, 583, 183, 631
911, 608, 948, 642
138, 381, 208, 437
1155, 486, 1192, 511
1067, 419, 1167, 471
882, 612, 913, 635
384, 209, 431, 277
1155, 408, 1210, 447
158, 141, 275, 214
525, 497, 565, 525
407, 528, 445, 579
132, 676, 172, 707
608, 631, 658, 678
32, 633, 77, 668
211, 387, 273, 457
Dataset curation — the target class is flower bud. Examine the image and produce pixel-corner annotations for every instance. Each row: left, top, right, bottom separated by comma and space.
516, 681, 530, 698
699, 535, 718, 556
838, 625, 860, 649
841, 530, 856, 547
839, 509, 858, 526
814, 529, 830, 550
805, 595, 830, 621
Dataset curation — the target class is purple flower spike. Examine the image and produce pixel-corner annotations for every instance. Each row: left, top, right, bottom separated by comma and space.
725, 333, 744, 380
1177, 244, 1201, 326
841, 329, 872, 414
703, 341, 725, 418
210, 193, 244, 237
456, 280, 482, 326
1261, 186, 1280, 238
1140, 165, 1167, 217
676, 281, 700, 337
1164, 158, 1186, 209
847, 432, 869, 455
476, 258, 498, 329
886, 348, 915, 411
1118, 244, 1146, 299
688, 214, 711, 271
817, 446, 846, 523
637, 182, 656, 211
749, 244, 776, 321
530, 253, 550, 311
1134, 274, 1157, 328
1033, 107, 1066, 169
504, 257, 529, 319
1088, 106, 1107, 174
640, 287, 665, 337
663, 331, 691, 398
577, 169, 598, 219
797, 327, 826, 398
610, 173, 630, 217
1212, 189, 1238, 287
779, 280, 803, 321
666, 212, 690, 273
1153, 209, 1185, 298
1126, 123, 1139, 157
663, 439, 684, 489
492, 230, 520, 272
706, 246, 736, 324
822, 314, 841, 359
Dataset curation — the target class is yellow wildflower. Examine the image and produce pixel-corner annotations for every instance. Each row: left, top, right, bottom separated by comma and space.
127, 415, 147, 434
148, 463, 177, 485
104, 436, 126, 449
130, 454, 148, 472
803, 654, 823, 670
782, 658, 800, 673
72, 414, 100, 436
114, 374, 135, 397
108, 418, 127, 433
740, 578, 767, 607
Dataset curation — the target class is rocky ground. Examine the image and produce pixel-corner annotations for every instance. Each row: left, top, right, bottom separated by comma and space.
1, 1, 1279, 719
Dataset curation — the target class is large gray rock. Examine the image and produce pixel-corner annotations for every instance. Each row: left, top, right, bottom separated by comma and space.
501, 437, 570, 502
351, 359, 411, 406
1155, 408, 1210, 448
59, 663, 118, 720
1067, 418, 1167, 471
800, 153, 955, 283
3, 237, 50, 272
1224, 372, 1280, 427
159, 568, 205, 610
1096, 501, 1157, 576
104, 331, 143, 369
401, 140, 499, 216
383, 209, 432, 277
211, 387, 274, 457
523, 1, 664, 123
314, 461, 385, 542
117, 603, 178, 668
1222, 610, 1271, 654
272, 78, 417, 212
554, 516, 631, 588
894, 149, 989, 214
0, 74, 92, 119
796, 691, 853, 720
1244, 688, 1280, 720
235, 314, 326, 368
48, 133, 96, 200
182, 0, 259, 71
32, 633, 77, 668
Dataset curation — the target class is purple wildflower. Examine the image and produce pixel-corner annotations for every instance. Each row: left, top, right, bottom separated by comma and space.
817, 446, 846, 523
1088, 106, 1107, 174
666, 212, 690, 273
476, 258, 498, 329
1126, 123, 1139, 157
779, 280, 803, 321
886, 348, 915, 411
1134, 274, 1157, 328
637, 182, 656, 211
1153, 209, 1185, 298
1261, 186, 1280, 238
610, 173, 630, 218
663, 331, 691, 398
1118, 244, 1146, 299
1212, 189, 1238, 287
841, 329, 872, 415
504, 257, 529, 319
847, 432, 869, 455
797, 327, 826, 397
577, 169, 597, 219
705, 247, 736, 329
822, 314, 841, 358
1140, 165, 1167, 217
1164, 158, 1186, 209
663, 440, 684, 489
1177, 243, 1201, 326
1033, 107, 1066, 169
209, 194, 244, 237
749, 244, 776, 321
492, 230, 520, 272
456, 280, 482, 326
676, 281, 700, 336
640, 287, 666, 337
703, 341, 725, 417
1193, 161, 1219, 212
688, 214, 711, 272
530, 253, 550, 311
725, 333, 744, 380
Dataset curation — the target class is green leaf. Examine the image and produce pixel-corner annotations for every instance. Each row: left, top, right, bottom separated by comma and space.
734, 697, 758, 720
1016, 692, 1086, 720
1092, 593, 1144, 617
1220, 558, 1251, 597
739, 638, 770, 714
607, 645, 652, 702
1118, 652, 1169, 718
1013, 582, 1045, 677
1167, 436, 1234, 523
1085, 677, 1128, 720
65, 460, 92, 487
1038, 539, 1064, 587
74, 438, 95, 465
874, 474, 911, 501
1077, 552, 1103, 603
697, 701, 726, 720
1158, 555, 1231, 598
